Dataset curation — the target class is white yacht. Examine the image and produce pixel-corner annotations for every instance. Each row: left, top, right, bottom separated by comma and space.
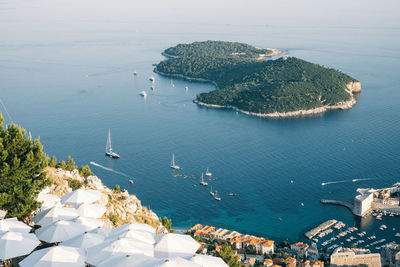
214, 190, 221, 201
170, 154, 181, 170
200, 173, 208, 186
209, 186, 215, 196
205, 168, 212, 177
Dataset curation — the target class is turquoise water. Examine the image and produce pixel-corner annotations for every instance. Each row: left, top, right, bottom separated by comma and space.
1, 0, 400, 249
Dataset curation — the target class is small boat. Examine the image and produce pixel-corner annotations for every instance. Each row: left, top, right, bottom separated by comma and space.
301, 203, 304, 207
170, 154, 181, 170
209, 186, 215, 196
185, 86, 188, 91
228, 193, 237, 196
149, 76, 155, 82
140, 91, 147, 97
290, 180, 294, 184
278, 217, 282, 222
105, 129, 120, 159
129, 180, 134, 184
133, 70, 137, 75
200, 173, 208, 186
395, 233, 400, 238
214, 190, 221, 201
376, 217, 382, 220
150, 85, 154, 90
205, 168, 212, 177
321, 183, 325, 186
171, 80, 175, 87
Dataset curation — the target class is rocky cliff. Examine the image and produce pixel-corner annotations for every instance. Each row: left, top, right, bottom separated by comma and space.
44, 167, 166, 233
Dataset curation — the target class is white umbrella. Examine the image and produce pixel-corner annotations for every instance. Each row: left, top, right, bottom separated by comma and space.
89, 226, 113, 237
33, 207, 79, 226
0, 231, 41, 260
73, 216, 104, 231
19, 246, 85, 267
191, 254, 229, 267
35, 220, 86, 243
0, 218, 32, 233
76, 203, 106, 218
106, 228, 156, 244
37, 193, 62, 210
86, 237, 154, 266
61, 189, 101, 205
96, 254, 162, 267
60, 232, 104, 250
111, 222, 156, 235
154, 233, 200, 258
159, 257, 202, 267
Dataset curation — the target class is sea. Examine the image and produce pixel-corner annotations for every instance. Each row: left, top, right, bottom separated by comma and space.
1, 0, 399, 252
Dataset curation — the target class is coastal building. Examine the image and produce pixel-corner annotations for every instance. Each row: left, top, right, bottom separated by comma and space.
396, 251, 400, 267
291, 242, 309, 258
330, 247, 381, 267
260, 240, 275, 254
307, 244, 319, 260
382, 197, 400, 206
264, 259, 273, 267
285, 257, 296, 267
310, 260, 324, 267
353, 189, 374, 216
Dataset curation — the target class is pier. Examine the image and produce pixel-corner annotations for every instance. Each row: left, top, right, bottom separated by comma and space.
320, 199, 354, 213
304, 219, 337, 239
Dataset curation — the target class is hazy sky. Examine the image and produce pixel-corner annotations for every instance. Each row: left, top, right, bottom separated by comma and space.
2, 0, 400, 28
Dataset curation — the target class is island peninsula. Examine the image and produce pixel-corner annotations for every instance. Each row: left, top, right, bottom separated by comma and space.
155, 41, 361, 118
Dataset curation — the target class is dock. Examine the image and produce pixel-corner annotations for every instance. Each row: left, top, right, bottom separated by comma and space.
320, 199, 354, 213
304, 219, 337, 239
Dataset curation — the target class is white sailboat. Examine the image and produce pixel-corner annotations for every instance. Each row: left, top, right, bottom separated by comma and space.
214, 190, 221, 201
210, 186, 215, 196
200, 173, 208, 186
105, 129, 120, 159
205, 168, 212, 177
170, 154, 180, 170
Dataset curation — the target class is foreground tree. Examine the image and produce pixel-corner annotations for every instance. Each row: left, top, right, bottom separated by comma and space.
0, 114, 49, 218
216, 242, 242, 267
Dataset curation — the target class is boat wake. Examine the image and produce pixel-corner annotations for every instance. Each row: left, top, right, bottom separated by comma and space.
321, 180, 348, 186
322, 178, 377, 186
90, 161, 130, 178
352, 178, 375, 182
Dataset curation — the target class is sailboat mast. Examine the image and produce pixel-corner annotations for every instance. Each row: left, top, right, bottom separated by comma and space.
107, 129, 112, 153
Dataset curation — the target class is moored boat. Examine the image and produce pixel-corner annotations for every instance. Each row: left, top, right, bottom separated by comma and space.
170, 154, 181, 170
105, 129, 120, 159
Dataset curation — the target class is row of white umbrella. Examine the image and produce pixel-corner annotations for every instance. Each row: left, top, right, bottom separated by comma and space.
0, 188, 229, 267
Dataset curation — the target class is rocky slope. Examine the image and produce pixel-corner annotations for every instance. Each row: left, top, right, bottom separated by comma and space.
43, 167, 166, 233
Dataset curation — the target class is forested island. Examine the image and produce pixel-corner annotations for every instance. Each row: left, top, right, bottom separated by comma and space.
155, 41, 361, 117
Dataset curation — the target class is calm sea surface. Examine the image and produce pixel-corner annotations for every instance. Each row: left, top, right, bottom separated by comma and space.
1, 0, 400, 250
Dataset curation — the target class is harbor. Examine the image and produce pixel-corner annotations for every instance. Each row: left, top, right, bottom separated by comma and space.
304, 217, 400, 254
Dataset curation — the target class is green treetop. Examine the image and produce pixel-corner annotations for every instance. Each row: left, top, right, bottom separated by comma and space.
0, 114, 49, 218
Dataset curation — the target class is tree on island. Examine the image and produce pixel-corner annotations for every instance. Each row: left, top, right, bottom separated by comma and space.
0, 114, 49, 218
216, 242, 242, 267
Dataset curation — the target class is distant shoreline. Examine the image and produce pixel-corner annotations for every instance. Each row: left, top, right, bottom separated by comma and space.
194, 96, 357, 118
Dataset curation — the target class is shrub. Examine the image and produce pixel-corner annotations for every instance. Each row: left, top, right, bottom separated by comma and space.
68, 179, 84, 191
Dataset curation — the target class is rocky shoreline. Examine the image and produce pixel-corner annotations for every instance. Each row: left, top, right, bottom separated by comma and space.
195, 81, 361, 118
